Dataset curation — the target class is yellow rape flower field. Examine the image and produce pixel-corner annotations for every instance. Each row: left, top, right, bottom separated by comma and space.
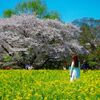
0, 70, 100, 100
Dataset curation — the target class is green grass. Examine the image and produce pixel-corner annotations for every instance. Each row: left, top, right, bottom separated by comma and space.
0, 70, 100, 100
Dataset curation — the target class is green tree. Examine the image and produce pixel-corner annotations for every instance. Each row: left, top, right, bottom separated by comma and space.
79, 25, 100, 69
44, 11, 60, 20
87, 47, 100, 69
80, 25, 96, 52
3, 9, 15, 18
15, 0, 47, 18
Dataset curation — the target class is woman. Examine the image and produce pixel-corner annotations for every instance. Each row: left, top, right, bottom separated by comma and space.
70, 54, 80, 81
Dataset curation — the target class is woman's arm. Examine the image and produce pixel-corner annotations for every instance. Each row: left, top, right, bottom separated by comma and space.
70, 61, 74, 77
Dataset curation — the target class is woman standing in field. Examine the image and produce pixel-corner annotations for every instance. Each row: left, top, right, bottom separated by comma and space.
70, 54, 80, 81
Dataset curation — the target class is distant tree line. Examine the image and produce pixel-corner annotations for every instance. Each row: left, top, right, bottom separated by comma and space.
3, 0, 61, 20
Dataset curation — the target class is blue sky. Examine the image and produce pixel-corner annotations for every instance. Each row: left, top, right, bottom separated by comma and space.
0, 0, 100, 22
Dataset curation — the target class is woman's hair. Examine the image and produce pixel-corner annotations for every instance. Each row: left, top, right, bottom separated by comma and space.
72, 54, 79, 67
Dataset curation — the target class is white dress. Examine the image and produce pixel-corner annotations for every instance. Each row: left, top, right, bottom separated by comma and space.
70, 61, 80, 81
